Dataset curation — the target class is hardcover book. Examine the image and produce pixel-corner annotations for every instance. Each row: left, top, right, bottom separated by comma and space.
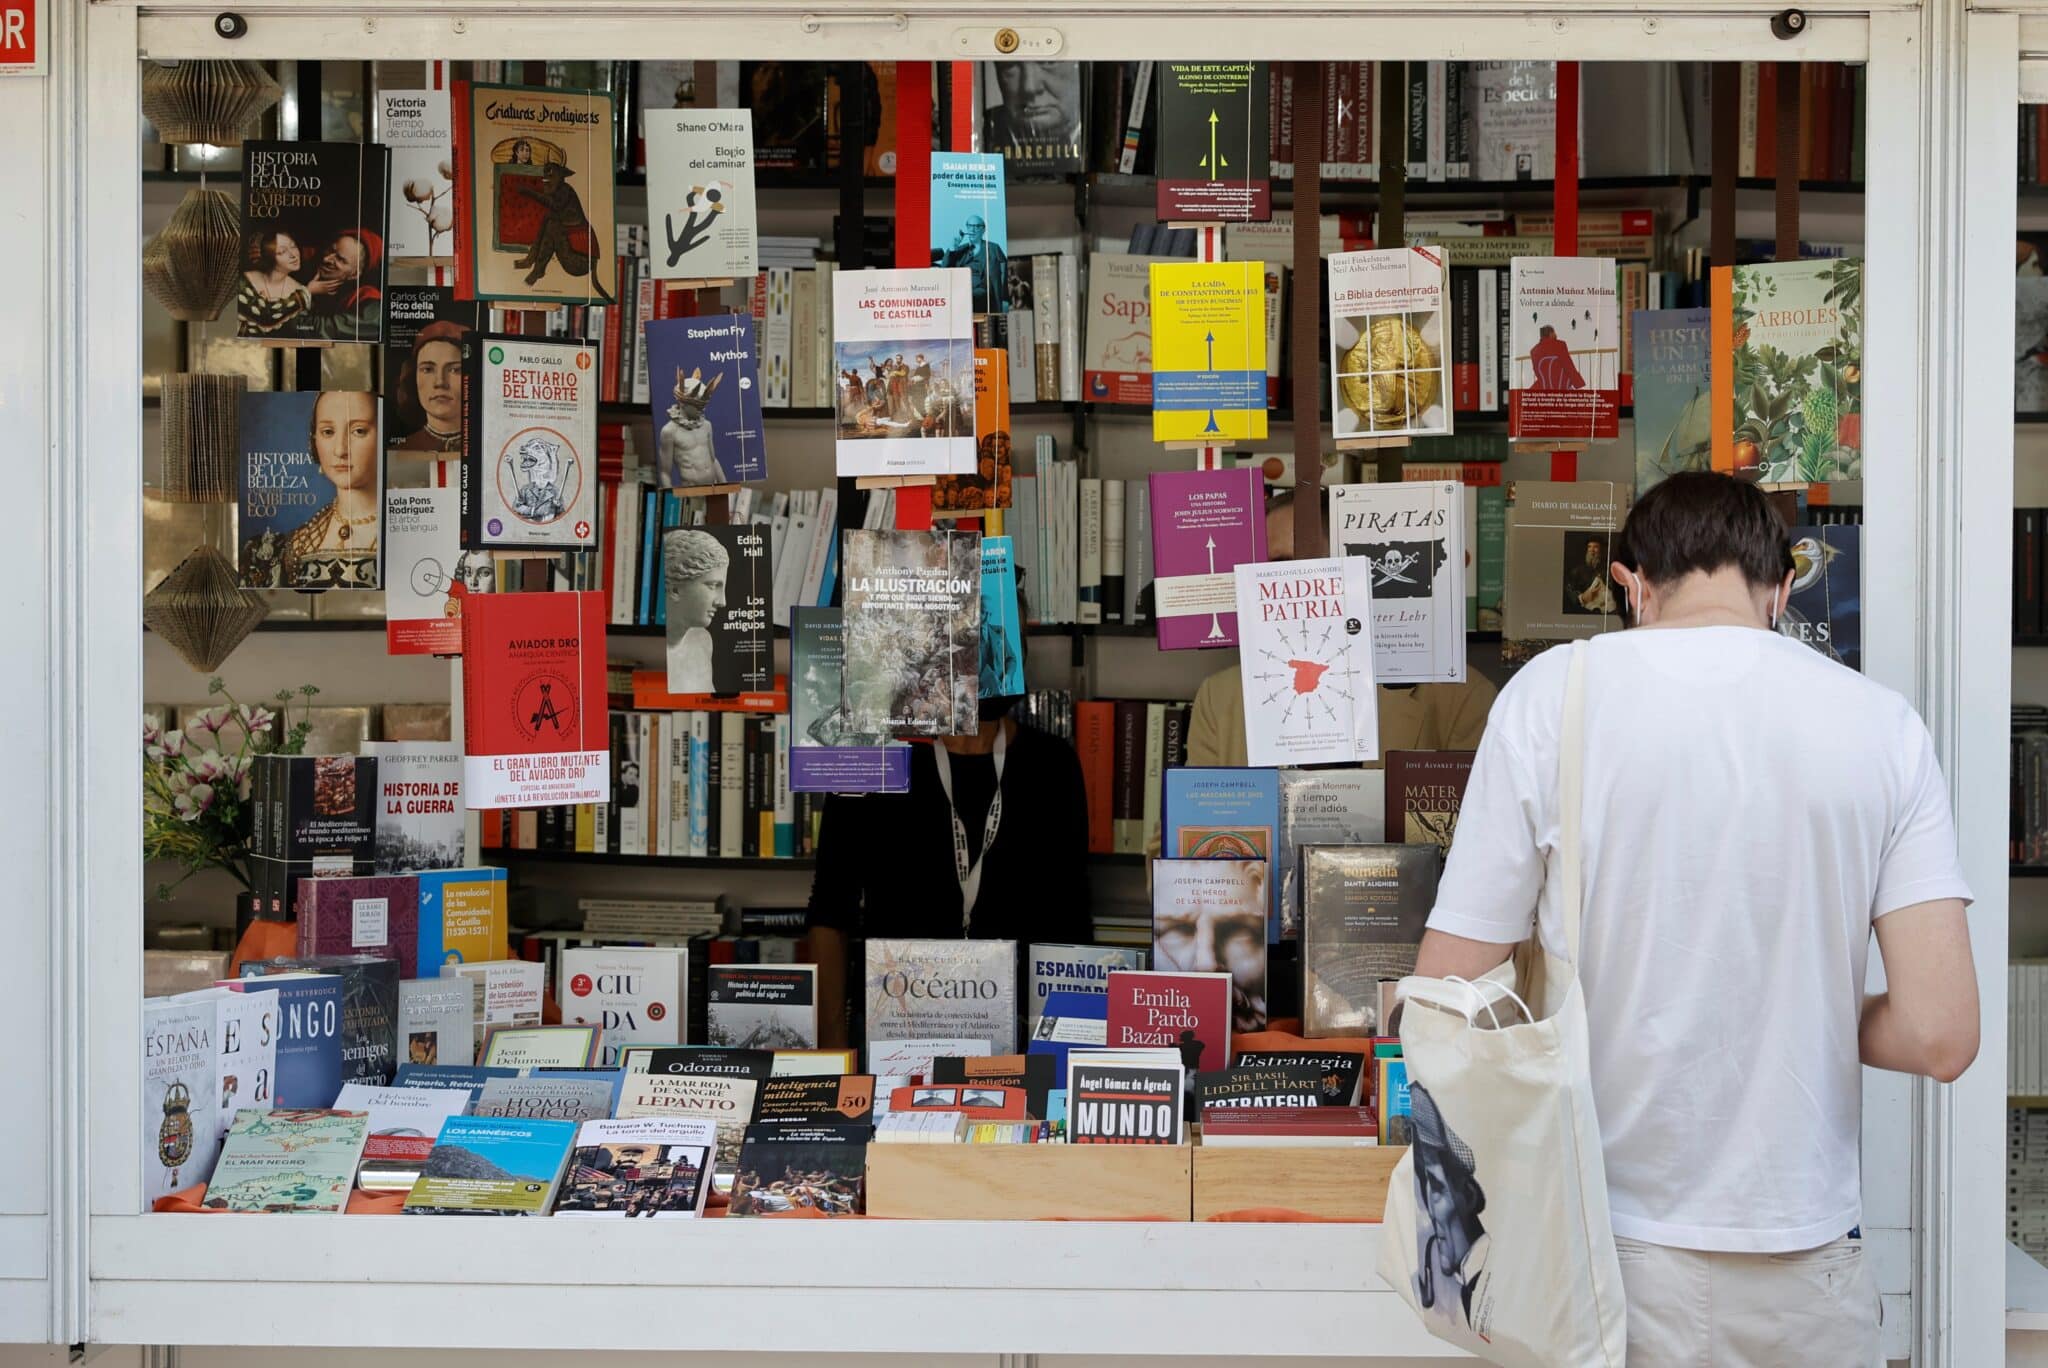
464, 333, 600, 552
202, 1109, 370, 1213
1711, 257, 1862, 486
236, 390, 383, 591
382, 487, 465, 655
1068, 1056, 1185, 1144
1104, 969, 1232, 1075
1631, 307, 1714, 494
753, 1074, 876, 1124
788, 606, 911, 794
728, 1123, 867, 1216
403, 1115, 577, 1214
248, 954, 402, 1089
1502, 479, 1628, 640
1327, 481, 1467, 683
1151, 860, 1268, 1033
417, 866, 511, 967
360, 740, 464, 875
294, 873, 423, 977
379, 89, 455, 261
864, 938, 1019, 1055
333, 1082, 469, 1191
477, 1023, 603, 1070
470, 1076, 617, 1123
383, 285, 477, 458
708, 964, 820, 1050
554, 1117, 719, 1217
236, 140, 392, 343
1233, 556, 1379, 767
1385, 750, 1475, 851
929, 151, 1008, 313
459, 590, 609, 808
1147, 466, 1267, 650
398, 977, 474, 1068
979, 535, 1025, 699
1149, 261, 1269, 443
645, 314, 766, 489
560, 946, 689, 1066
1232, 1048, 1367, 1106
1161, 767, 1280, 937
219, 971, 344, 1109
1025, 944, 1149, 1020
664, 523, 773, 697
644, 107, 758, 282
1780, 524, 1862, 672
1327, 247, 1452, 441
1193, 1060, 1326, 1109
1301, 843, 1441, 1036
831, 267, 978, 478
1154, 62, 1271, 222
1276, 769, 1386, 941
841, 529, 982, 737
1508, 257, 1621, 441
931, 347, 1013, 516
981, 60, 1085, 175
1083, 253, 1167, 405
454, 81, 618, 306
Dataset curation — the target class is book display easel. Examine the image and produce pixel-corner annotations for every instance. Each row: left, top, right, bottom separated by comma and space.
41, 3, 2006, 1358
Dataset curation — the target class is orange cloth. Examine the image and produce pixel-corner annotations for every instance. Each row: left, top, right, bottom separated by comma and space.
227, 919, 296, 977
1204, 1206, 1363, 1223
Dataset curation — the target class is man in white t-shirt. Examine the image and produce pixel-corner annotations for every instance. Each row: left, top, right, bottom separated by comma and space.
1415, 471, 1979, 1367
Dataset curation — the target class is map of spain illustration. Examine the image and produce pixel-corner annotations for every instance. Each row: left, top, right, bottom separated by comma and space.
1284, 659, 1331, 693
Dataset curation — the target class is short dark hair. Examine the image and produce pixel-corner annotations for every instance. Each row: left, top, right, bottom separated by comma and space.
1615, 471, 1794, 591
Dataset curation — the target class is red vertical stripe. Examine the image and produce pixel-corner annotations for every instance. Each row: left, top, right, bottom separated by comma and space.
895, 61, 934, 270
1549, 450, 1578, 482
1553, 62, 1579, 258
950, 62, 976, 151
894, 486, 935, 530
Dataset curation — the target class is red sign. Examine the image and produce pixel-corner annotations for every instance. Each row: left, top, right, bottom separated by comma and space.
0, 0, 39, 75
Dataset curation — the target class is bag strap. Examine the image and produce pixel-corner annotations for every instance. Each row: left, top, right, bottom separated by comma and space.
1558, 640, 1590, 965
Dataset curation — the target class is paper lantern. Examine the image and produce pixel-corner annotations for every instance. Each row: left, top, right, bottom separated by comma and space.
143, 187, 242, 323
143, 545, 269, 672
141, 60, 281, 148
159, 373, 244, 503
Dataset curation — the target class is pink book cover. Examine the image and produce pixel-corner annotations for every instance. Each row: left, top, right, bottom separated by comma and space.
1146, 467, 1268, 651
1104, 969, 1233, 1074
295, 874, 421, 979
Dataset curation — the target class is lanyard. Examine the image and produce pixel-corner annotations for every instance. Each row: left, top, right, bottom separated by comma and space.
931, 724, 1007, 933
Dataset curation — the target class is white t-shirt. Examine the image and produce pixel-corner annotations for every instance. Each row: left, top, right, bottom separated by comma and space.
1426, 626, 1972, 1253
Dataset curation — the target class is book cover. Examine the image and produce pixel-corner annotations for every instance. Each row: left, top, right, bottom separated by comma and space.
1469, 61, 1559, 181
252, 954, 402, 1089
393, 1063, 517, 1102
471, 1076, 617, 1122
1301, 843, 1441, 1036
644, 108, 758, 282
1232, 1048, 1367, 1106
1161, 766, 1280, 936
1025, 944, 1149, 1020
645, 314, 766, 488
294, 873, 423, 978
560, 946, 689, 1065
360, 740, 463, 874
1233, 556, 1379, 767
1379, 1055, 1412, 1146
929, 1053, 1057, 1120
1083, 252, 1168, 405
753, 1074, 875, 1124
143, 992, 225, 1201
979, 535, 1025, 699
220, 972, 345, 1109
236, 390, 383, 591
788, 606, 911, 794
382, 487, 465, 655
1154, 62, 1271, 222
333, 1082, 469, 1191
841, 529, 982, 737
1780, 525, 1862, 672
213, 986, 280, 1145
1327, 247, 1452, 441
864, 938, 1019, 1055
477, 1023, 603, 1069
664, 522, 772, 697
728, 1123, 867, 1216
981, 60, 1085, 175
1147, 466, 1266, 650
1327, 481, 1468, 684
930, 152, 1008, 314
1630, 307, 1713, 494
1148, 261, 1269, 443
1105, 969, 1232, 1074
1385, 750, 1475, 851
417, 867, 511, 967
398, 977, 474, 1068
465, 333, 600, 551
617, 1072, 758, 1185
1193, 1060, 1326, 1109
1711, 257, 1863, 485
831, 268, 978, 478
1151, 861, 1268, 1033
554, 1117, 719, 1217
442, 959, 543, 1048
456, 82, 618, 306
772, 1048, 861, 1077
237, 140, 392, 343
1276, 770, 1385, 943
383, 285, 477, 458
1503, 479, 1627, 640
931, 347, 1013, 516
460, 590, 609, 808
708, 964, 820, 1050
403, 1115, 577, 1214
1068, 1057, 1184, 1144
380, 89, 455, 261
868, 1037, 993, 1080
1509, 257, 1621, 441
621, 1046, 775, 1085
202, 1109, 370, 1213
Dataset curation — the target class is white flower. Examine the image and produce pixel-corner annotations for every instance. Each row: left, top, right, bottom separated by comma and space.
240, 704, 276, 735
405, 179, 434, 204
429, 204, 453, 234
159, 729, 186, 759
172, 782, 215, 821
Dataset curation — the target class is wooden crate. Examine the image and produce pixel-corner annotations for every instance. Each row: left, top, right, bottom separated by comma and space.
865, 1143, 1193, 1221
1190, 1144, 1406, 1222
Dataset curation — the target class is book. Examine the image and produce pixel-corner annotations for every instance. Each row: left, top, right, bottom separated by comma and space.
1148, 466, 1267, 650
379, 88, 455, 260
1149, 261, 1269, 444
727, 1122, 867, 1216
382, 286, 477, 458
219, 972, 345, 1109
753, 1074, 876, 1124
553, 1116, 720, 1217
1161, 765, 1280, 934
617, 1072, 758, 1187
1199, 1105, 1379, 1147
1327, 247, 1453, 441
645, 314, 766, 488
1193, 1060, 1326, 1109
663, 522, 772, 696
707, 964, 820, 1050
1105, 969, 1231, 1075
888, 1083, 1029, 1121
1630, 307, 1714, 494
360, 740, 464, 875
1233, 556, 1378, 767
471, 1075, 617, 1122
1025, 944, 1149, 1020
143, 991, 229, 1201
478, 1023, 603, 1069
1469, 61, 1560, 181
1276, 770, 1386, 943
333, 1082, 470, 1191
560, 946, 689, 1065
1154, 61, 1271, 222
1301, 843, 1441, 1036
931, 347, 1013, 516
788, 606, 911, 794
1385, 750, 1476, 851
403, 1115, 577, 1214
1083, 252, 1167, 404
464, 333, 600, 552
1509, 257, 1621, 441
236, 390, 383, 591
644, 107, 758, 282
1151, 860, 1268, 1033
868, 1037, 993, 1080
1232, 1048, 1367, 1106
841, 529, 982, 737
442, 959, 543, 1050
864, 938, 1019, 1055
1781, 525, 1862, 672
460, 590, 610, 808
831, 267, 978, 478
1502, 479, 1627, 640
247, 954, 402, 1089
929, 1053, 1057, 1120
417, 867, 511, 967
1711, 257, 1864, 485
381, 487, 465, 655
398, 977, 473, 1069
1379, 1056, 1412, 1146
393, 1063, 517, 1102
236, 140, 391, 343
202, 1109, 370, 1213
454, 81, 618, 306
930, 151, 1009, 314
982, 60, 1085, 175
1327, 481, 1467, 683
294, 873, 423, 978
249, 753, 379, 921
620, 1046, 775, 1085
1068, 1055, 1185, 1144
979, 535, 1025, 699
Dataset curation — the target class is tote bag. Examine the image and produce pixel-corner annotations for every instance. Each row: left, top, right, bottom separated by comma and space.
1376, 640, 1626, 1367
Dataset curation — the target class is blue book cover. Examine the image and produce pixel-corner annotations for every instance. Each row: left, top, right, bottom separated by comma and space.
788, 605, 912, 794
979, 536, 1024, 698
1027, 989, 1111, 1089
686, 719, 711, 853
646, 313, 767, 488
394, 1063, 518, 1102
235, 388, 384, 591
1782, 524, 1861, 672
237, 973, 345, 1109
655, 492, 682, 628
404, 1115, 578, 1214
638, 488, 659, 624
1162, 767, 1283, 940
1630, 307, 1713, 496
929, 151, 1009, 314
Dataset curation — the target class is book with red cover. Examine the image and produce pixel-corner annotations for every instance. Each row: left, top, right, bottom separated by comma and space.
1384, 749, 1475, 851
1199, 1104, 1378, 1146
1104, 969, 1232, 1075
461, 590, 610, 808
1074, 700, 1116, 854
630, 670, 789, 713
295, 874, 422, 979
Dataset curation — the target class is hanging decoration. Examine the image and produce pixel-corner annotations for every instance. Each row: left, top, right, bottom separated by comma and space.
141, 60, 282, 148
159, 373, 244, 504
143, 187, 242, 322
143, 545, 270, 672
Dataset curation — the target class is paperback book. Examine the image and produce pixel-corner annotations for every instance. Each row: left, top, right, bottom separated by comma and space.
1193, 1060, 1326, 1109
454, 81, 619, 306
471, 1075, 617, 1122
707, 965, 820, 1050
1161, 766, 1279, 936
644, 107, 758, 281
418, 867, 512, 967
477, 1023, 603, 1069
554, 1117, 719, 1217
464, 333, 600, 552
236, 140, 391, 343
1068, 1056, 1185, 1144
441, 958, 542, 1045
1327, 480, 1467, 683
645, 314, 766, 488
219, 971, 344, 1109
1148, 466, 1267, 650
383, 286, 477, 457
1385, 750, 1475, 851
1711, 257, 1864, 486
930, 151, 1009, 313
788, 606, 911, 794
621, 1047, 775, 1085
979, 535, 1025, 699
841, 529, 982, 737
1508, 257, 1621, 441
1082, 253, 1167, 404
865, 938, 1019, 1055
663, 523, 772, 697
1780, 524, 1862, 671
393, 1063, 517, 1102
1154, 62, 1271, 222
1151, 860, 1268, 1032
1301, 843, 1441, 1036
142, 992, 227, 1200
754, 1074, 875, 1125
379, 88, 455, 261
981, 60, 1085, 175
832, 267, 978, 478
1631, 306, 1713, 494
248, 954, 402, 1089
236, 389, 383, 591
560, 946, 689, 1065
1149, 261, 1269, 443
1276, 769, 1386, 941
929, 1053, 1056, 1120
403, 1115, 577, 1214
1025, 944, 1149, 1020
381, 487, 464, 654
1327, 247, 1452, 441
360, 740, 464, 874
617, 1072, 758, 1186
397, 976, 474, 1068
1105, 970, 1232, 1075
203, 1109, 370, 1213
1502, 479, 1628, 640
333, 1082, 469, 1191
1233, 1048, 1367, 1106
1233, 556, 1379, 767
930, 348, 1013, 516
460, 590, 609, 808
728, 1123, 867, 1216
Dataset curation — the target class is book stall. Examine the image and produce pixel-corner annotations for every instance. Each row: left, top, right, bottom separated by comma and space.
6, 0, 2014, 1358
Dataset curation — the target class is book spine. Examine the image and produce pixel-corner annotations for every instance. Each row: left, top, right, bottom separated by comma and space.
1406, 62, 1427, 179
1058, 253, 1081, 401
1111, 699, 1144, 853
1076, 700, 1116, 854
773, 715, 794, 858
1425, 61, 1446, 182
1476, 268, 1499, 412
1450, 269, 1478, 411
1142, 702, 1166, 856
1119, 61, 1154, 175
1078, 477, 1103, 626
719, 712, 744, 859
1446, 61, 1468, 179
1101, 478, 1126, 624
1033, 256, 1060, 401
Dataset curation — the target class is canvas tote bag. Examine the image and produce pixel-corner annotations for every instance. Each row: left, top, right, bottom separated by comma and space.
1376, 640, 1626, 1367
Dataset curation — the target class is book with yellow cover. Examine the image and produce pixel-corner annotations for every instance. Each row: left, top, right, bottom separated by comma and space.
1148, 262, 1269, 444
